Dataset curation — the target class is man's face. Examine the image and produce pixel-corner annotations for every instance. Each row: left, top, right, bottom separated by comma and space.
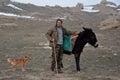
56, 21, 62, 27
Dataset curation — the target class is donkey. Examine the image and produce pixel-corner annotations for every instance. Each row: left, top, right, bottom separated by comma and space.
72, 27, 98, 71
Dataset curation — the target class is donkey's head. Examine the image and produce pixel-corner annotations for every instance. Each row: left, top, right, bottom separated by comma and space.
83, 27, 98, 48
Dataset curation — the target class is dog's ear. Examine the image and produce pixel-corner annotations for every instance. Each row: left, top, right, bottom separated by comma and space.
24, 56, 28, 58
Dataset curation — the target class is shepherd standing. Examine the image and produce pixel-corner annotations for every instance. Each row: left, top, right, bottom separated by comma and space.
46, 19, 75, 73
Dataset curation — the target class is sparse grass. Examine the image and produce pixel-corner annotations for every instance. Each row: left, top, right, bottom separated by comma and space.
0, 15, 120, 80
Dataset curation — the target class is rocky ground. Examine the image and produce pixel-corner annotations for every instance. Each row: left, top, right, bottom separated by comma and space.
0, 0, 120, 79
0, 14, 120, 80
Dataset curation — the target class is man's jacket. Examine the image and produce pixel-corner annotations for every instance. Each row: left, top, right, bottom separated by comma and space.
46, 26, 74, 47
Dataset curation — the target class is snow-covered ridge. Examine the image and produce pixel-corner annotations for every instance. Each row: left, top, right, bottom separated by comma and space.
106, 4, 117, 8
7, 4, 23, 11
82, 6, 100, 13
0, 12, 34, 19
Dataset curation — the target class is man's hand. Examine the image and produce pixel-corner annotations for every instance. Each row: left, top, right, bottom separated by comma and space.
50, 38, 54, 42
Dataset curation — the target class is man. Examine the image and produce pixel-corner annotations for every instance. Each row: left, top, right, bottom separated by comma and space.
46, 19, 75, 73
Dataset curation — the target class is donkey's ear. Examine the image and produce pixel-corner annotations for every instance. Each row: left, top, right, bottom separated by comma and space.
83, 27, 93, 32
83, 27, 86, 30
89, 28, 93, 32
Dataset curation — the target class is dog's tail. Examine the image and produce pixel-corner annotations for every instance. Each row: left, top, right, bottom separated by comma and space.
7, 58, 11, 63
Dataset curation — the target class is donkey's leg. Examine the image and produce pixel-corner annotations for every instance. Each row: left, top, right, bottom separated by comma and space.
75, 53, 80, 71
61, 62, 64, 68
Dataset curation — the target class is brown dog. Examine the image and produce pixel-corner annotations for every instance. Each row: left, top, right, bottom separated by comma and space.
7, 56, 30, 71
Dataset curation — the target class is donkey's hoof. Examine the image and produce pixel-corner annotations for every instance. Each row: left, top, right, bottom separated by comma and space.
77, 69, 80, 71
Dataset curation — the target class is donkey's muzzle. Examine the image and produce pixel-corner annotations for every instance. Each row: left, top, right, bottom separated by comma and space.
94, 43, 99, 48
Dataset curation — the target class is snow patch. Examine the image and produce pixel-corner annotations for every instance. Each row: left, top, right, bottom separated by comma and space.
106, 4, 117, 8
117, 9, 120, 11
7, 4, 23, 11
82, 6, 100, 13
0, 12, 34, 19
